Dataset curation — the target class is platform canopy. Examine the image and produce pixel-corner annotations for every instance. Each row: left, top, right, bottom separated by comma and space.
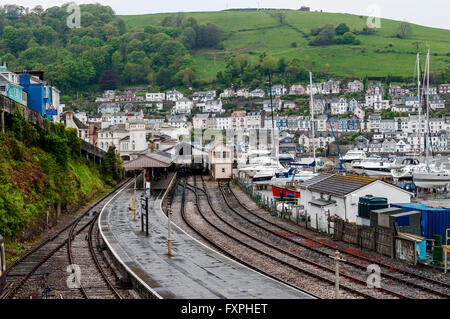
122, 153, 174, 171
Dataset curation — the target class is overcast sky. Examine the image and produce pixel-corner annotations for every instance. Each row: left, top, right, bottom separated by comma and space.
4, 0, 449, 30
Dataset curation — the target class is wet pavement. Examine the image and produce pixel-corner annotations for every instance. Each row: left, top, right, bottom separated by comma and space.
99, 183, 313, 299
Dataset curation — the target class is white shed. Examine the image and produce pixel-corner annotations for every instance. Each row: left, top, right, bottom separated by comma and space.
299, 174, 413, 233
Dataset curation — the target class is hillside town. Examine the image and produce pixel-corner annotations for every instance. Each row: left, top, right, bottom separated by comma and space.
59, 79, 450, 160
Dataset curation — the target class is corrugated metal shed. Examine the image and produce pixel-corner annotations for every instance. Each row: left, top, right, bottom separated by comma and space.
392, 203, 450, 241
306, 174, 378, 197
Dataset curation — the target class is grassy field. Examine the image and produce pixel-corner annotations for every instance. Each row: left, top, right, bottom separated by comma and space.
120, 10, 450, 82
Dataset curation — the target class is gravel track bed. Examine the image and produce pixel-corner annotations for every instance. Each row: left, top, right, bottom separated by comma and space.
225, 181, 450, 298
180, 182, 365, 299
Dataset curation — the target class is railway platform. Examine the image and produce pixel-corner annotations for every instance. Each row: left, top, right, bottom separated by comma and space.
99, 181, 313, 299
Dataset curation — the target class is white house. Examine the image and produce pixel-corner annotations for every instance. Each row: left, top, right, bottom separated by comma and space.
203, 99, 224, 113
193, 114, 209, 129
323, 80, 340, 94
146, 92, 165, 102
166, 89, 184, 102
348, 80, 364, 93
307, 83, 323, 95
270, 85, 287, 97
429, 95, 445, 111
236, 88, 250, 98
250, 89, 265, 98
298, 174, 412, 232
173, 98, 194, 115
61, 111, 89, 142
220, 88, 235, 99
330, 98, 348, 115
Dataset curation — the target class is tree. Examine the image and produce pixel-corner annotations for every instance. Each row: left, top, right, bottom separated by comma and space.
198, 24, 223, 48
397, 22, 412, 38
261, 56, 278, 74
335, 23, 350, 35
273, 11, 287, 25
310, 24, 335, 46
99, 70, 119, 90
342, 32, 356, 44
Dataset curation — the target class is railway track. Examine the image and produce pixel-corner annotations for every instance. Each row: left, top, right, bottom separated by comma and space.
1, 179, 132, 299
178, 179, 319, 299
183, 175, 404, 298
217, 180, 450, 299
196, 176, 409, 298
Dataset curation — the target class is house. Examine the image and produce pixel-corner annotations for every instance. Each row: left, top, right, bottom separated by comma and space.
365, 94, 382, 109
230, 111, 247, 130
216, 114, 232, 130
347, 80, 364, 93
424, 87, 437, 95
269, 85, 287, 97
382, 139, 397, 153
208, 143, 233, 180
366, 84, 385, 96
61, 111, 89, 142
297, 116, 311, 131
323, 80, 340, 94
250, 88, 265, 98
330, 98, 348, 115
146, 92, 165, 102
0, 63, 25, 105
192, 90, 216, 102
166, 89, 184, 102
403, 96, 420, 108
262, 99, 282, 112
220, 88, 235, 99
353, 105, 365, 121
379, 119, 395, 133
298, 174, 412, 232
289, 84, 306, 95
368, 115, 381, 132
98, 103, 120, 114
306, 83, 323, 95
429, 95, 445, 111
389, 85, 409, 96
236, 88, 250, 98
247, 111, 264, 129
193, 114, 209, 129
173, 98, 194, 115
283, 101, 296, 109
354, 135, 369, 151
166, 115, 190, 129
395, 139, 411, 153
202, 100, 224, 113
391, 104, 415, 113
438, 84, 450, 95
312, 98, 325, 115
19, 71, 56, 120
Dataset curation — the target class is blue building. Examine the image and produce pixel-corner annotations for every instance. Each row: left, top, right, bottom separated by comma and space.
19, 72, 53, 119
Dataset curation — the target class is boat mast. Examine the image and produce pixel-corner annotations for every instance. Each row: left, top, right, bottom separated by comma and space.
425, 47, 430, 168
416, 52, 422, 155
309, 71, 316, 173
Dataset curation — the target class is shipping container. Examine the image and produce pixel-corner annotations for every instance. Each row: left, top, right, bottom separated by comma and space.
392, 203, 450, 241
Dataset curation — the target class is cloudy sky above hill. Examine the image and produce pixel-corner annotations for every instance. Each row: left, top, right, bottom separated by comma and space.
9, 0, 450, 30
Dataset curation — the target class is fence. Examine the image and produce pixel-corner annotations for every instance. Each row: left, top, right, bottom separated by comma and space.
233, 178, 307, 227
333, 218, 395, 258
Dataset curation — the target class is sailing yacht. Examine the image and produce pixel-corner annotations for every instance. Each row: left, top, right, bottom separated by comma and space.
411, 48, 450, 188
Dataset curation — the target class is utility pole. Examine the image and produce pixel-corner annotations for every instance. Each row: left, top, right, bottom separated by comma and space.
133, 172, 137, 221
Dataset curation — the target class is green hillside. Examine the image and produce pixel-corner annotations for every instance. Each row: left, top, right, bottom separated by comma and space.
121, 10, 450, 81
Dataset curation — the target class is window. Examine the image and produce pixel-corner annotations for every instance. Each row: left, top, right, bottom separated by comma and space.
222, 168, 226, 173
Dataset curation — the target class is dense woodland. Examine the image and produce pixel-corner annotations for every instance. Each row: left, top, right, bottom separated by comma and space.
0, 4, 224, 97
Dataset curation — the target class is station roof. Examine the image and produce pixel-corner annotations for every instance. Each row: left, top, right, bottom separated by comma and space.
122, 153, 173, 170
